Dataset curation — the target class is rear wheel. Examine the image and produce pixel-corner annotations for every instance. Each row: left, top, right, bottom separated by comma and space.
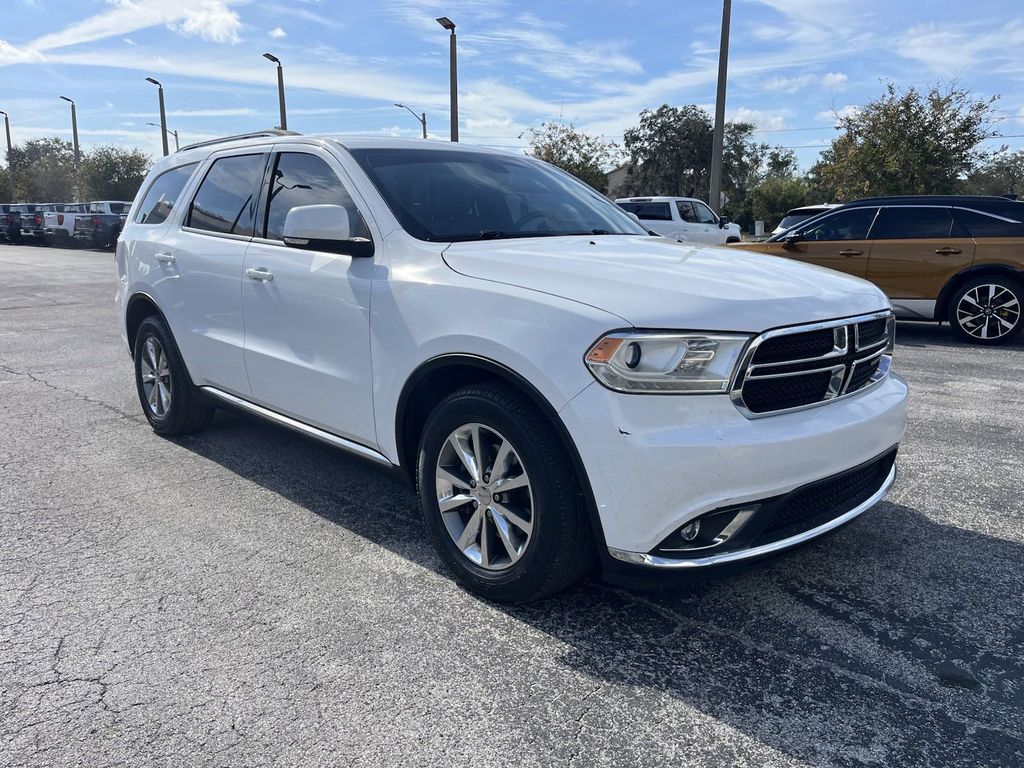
949, 275, 1023, 344
416, 384, 595, 603
133, 315, 214, 435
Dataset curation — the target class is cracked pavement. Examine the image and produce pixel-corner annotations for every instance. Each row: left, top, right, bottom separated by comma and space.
1, 243, 1022, 767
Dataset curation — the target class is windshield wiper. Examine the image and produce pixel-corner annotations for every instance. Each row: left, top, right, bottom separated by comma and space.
478, 230, 511, 239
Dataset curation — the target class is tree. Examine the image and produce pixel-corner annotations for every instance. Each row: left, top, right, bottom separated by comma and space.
809, 82, 1001, 200
750, 177, 809, 230
9, 138, 79, 202
963, 150, 1024, 197
0, 165, 10, 204
81, 146, 152, 201
526, 122, 621, 193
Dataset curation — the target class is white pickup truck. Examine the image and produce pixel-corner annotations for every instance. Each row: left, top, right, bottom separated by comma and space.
615, 196, 742, 245
42, 202, 92, 245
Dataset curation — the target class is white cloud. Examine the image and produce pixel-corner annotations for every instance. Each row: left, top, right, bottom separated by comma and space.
123, 37, 137, 46
122, 107, 259, 118
815, 105, 861, 125
822, 71, 847, 89
171, 1, 242, 44
898, 20, 1024, 74
729, 107, 787, 131
763, 74, 817, 93
0, 39, 45, 65
268, 27, 287, 39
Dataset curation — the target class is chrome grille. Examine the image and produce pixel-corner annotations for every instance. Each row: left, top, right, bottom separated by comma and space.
731, 311, 894, 417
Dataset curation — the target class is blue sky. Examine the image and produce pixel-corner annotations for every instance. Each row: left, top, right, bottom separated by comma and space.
2, 0, 1023, 169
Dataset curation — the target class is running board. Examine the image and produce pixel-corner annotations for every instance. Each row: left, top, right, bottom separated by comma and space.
201, 387, 394, 467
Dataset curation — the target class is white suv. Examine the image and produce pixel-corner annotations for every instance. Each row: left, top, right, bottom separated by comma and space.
615, 196, 742, 244
116, 132, 908, 602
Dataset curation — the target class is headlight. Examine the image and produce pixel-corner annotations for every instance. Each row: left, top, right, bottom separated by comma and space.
584, 331, 752, 393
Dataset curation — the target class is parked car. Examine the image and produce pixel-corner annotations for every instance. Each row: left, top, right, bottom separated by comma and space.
43, 202, 91, 246
74, 200, 132, 248
19, 203, 63, 243
116, 132, 907, 602
771, 204, 840, 236
614, 196, 742, 244
730, 195, 1024, 344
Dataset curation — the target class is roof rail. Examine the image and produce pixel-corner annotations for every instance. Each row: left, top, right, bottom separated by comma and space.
178, 129, 301, 153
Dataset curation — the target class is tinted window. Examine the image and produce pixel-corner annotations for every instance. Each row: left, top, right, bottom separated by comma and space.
777, 213, 816, 231
953, 208, 1024, 238
801, 207, 877, 241
187, 154, 266, 235
617, 202, 672, 221
264, 152, 365, 241
676, 201, 696, 222
135, 163, 198, 225
871, 207, 952, 239
692, 200, 718, 224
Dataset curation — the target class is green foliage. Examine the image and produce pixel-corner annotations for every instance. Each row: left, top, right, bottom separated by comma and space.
80, 145, 152, 201
809, 82, 1000, 200
9, 138, 79, 202
527, 122, 621, 193
750, 177, 810, 230
963, 150, 1024, 197
0, 165, 10, 204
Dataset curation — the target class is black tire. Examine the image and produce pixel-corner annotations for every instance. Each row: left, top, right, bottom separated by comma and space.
416, 383, 595, 603
133, 315, 214, 435
948, 275, 1024, 345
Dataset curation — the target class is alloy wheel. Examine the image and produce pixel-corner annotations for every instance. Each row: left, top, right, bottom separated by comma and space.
140, 336, 172, 418
434, 423, 534, 571
956, 284, 1021, 341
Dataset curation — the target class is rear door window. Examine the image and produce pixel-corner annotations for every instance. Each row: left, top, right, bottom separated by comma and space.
953, 208, 1024, 238
801, 207, 877, 241
617, 201, 672, 221
135, 163, 198, 225
187, 154, 267, 236
870, 207, 953, 239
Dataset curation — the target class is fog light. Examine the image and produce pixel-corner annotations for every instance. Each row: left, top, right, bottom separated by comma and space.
680, 520, 700, 541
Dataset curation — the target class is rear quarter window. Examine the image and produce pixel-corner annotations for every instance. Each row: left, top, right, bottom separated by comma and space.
135, 163, 199, 225
953, 209, 1024, 238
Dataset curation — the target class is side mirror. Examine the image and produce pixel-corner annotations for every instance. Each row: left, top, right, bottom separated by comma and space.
718, 216, 730, 229
282, 204, 373, 257
783, 231, 803, 249
626, 211, 642, 224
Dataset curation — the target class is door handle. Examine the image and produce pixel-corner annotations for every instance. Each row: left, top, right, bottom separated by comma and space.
934, 247, 962, 255
154, 252, 175, 264
246, 267, 274, 282
838, 249, 863, 256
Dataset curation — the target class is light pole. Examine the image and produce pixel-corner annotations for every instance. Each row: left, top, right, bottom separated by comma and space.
436, 16, 458, 142
263, 53, 288, 130
394, 103, 427, 139
59, 96, 80, 164
145, 77, 169, 157
708, 0, 731, 215
146, 122, 179, 151
0, 110, 13, 202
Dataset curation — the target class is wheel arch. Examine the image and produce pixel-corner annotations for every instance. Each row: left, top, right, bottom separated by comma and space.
125, 291, 167, 357
937, 264, 1024, 320
395, 354, 608, 550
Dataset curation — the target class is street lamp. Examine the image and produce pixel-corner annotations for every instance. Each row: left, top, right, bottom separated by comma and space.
146, 122, 179, 152
263, 53, 288, 130
436, 16, 458, 142
59, 96, 80, 164
394, 103, 427, 139
145, 77, 169, 157
0, 110, 13, 202
708, 0, 732, 215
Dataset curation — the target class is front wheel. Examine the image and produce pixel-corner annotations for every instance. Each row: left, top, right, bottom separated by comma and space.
949, 276, 1023, 344
416, 384, 595, 603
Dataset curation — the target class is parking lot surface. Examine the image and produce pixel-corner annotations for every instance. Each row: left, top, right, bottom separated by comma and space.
1, 244, 1023, 767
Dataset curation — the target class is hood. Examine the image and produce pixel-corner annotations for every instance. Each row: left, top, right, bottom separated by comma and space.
443, 235, 888, 332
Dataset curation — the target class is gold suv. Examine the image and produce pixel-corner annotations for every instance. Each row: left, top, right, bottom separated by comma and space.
731, 196, 1024, 344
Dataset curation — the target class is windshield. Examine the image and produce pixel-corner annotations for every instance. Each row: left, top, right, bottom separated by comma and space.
349, 147, 648, 242
775, 212, 818, 231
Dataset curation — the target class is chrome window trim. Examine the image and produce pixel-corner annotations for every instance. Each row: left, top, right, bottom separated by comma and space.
730, 310, 893, 419
608, 464, 896, 569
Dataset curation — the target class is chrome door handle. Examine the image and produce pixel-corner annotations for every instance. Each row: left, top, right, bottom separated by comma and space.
246, 267, 274, 282
154, 252, 175, 264
838, 249, 863, 256
934, 247, 962, 255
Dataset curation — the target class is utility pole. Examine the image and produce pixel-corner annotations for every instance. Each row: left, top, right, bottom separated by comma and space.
146, 77, 169, 157
60, 96, 80, 164
263, 53, 288, 130
436, 17, 458, 142
0, 110, 13, 202
708, 0, 732, 214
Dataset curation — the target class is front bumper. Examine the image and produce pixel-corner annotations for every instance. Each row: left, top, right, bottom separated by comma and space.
559, 371, 908, 558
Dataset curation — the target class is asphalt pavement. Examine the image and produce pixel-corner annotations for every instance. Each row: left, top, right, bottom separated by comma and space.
1, 243, 1022, 767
